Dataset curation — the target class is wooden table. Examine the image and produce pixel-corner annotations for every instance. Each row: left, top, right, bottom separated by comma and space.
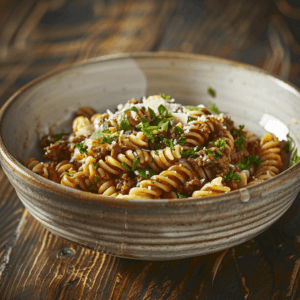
1, 0, 300, 299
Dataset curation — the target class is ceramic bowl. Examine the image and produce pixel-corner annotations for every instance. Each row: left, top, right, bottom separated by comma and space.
1, 52, 300, 260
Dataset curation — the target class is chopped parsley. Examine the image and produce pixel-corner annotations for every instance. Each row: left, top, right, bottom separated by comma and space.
125, 106, 139, 113
208, 102, 220, 114
223, 171, 241, 182
237, 155, 262, 171
94, 177, 100, 184
152, 181, 156, 184
119, 113, 132, 132
205, 148, 222, 159
181, 149, 195, 157
176, 134, 186, 145
51, 133, 66, 139
65, 170, 72, 177
284, 133, 293, 152
136, 168, 156, 179
158, 104, 173, 118
161, 121, 169, 132
211, 138, 226, 149
121, 161, 131, 171
175, 126, 183, 135
185, 106, 203, 111
163, 138, 175, 150
290, 148, 300, 167
151, 157, 154, 164
88, 184, 94, 190
90, 128, 111, 140
208, 87, 216, 97
92, 162, 98, 169
76, 142, 88, 154
99, 132, 120, 144
160, 93, 171, 100
234, 135, 246, 150
154, 151, 159, 156
132, 157, 140, 171
178, 193, 187, 199
232, 125, 245, 136
187, 116, 197, 123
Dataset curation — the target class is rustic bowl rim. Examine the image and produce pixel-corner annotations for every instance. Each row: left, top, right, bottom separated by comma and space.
0, 51, 299, 206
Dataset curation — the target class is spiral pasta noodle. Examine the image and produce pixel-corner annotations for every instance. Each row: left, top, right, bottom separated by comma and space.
26, 94, 287, 199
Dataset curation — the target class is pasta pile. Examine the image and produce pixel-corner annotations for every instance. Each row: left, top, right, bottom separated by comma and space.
25, 94, 285, 199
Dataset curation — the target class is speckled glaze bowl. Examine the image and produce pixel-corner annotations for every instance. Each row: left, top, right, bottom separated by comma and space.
1, 52, 300, 260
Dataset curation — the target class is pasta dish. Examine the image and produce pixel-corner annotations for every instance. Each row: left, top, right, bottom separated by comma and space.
25, 94, 285, 199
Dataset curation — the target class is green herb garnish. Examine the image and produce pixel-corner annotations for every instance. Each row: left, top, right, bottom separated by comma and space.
223, 170, 241, 182
94, 177, 100, 184
160, 93, 171, 100
185, 106, 203, 111
90, 128, 111, 140
178, 193, 187, 198
204, 148, 222, 159
181, 149, 196, 157
88, 184, 94, 190
237, 155, 262, 171
234, 135, 246, 150
290, 148, 300, 167
76, 142, 88, 154
154, 151, 159, 156
285, 133, 293, 152
132, 157, 140, 171
208, 102, 220, 114
208, 87, 216, 97
126, 106, 139, 113
187, 116, 197, 123
121, 161, 131, 171
163, 138, 175, 150
99, 132, 120, 144
65, 170, 72, 177
92, 162, 98, 170
232, 125, 245, 136
211, 138, 226, 149
176, 134, 186, 145
119, 113, 132, 132
175, 126, 183, 135
51, 133, 66, 139
136, 168, 156, 179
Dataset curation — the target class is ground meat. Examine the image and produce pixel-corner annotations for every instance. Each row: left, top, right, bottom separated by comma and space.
76, 106, 97, 119
183, 178, 204, 195
230, 148, 250, 165
222, 115, 234, 131
213, 155, 231, 177
116, 173, 137, 194
40, 133, 69, 148
43, 140, 71, 162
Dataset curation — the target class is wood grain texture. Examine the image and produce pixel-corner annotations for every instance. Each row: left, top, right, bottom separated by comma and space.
0, 0, 300, 299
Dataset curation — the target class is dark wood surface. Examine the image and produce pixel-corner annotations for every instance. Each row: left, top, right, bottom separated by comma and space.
1, 0, 300, 299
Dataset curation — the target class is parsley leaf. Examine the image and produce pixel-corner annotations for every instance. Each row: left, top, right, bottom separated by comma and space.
148, 107, 157, 121
126, 106, 139, 113
163, 138, 175, 150
121, 161, 131, 171
234, 135, 246, 150
176, 134, 186, 145
185, 106, 203, 111
158, 104, 173, 118
181, 149, 196, 157
187, 116, 197, 123
161, 121, 169, 132
51, 133, 66, 139
76, 142, 88, 154
232, 125, 245, 136
160, 93, 171, 100
119, 114, 132, 132
154, 151, 159, 156
208, 102, 220, 114
285, 133, 293, 152
65, 170, 72, 177
88, 184, 94, 190
175, 126, 183, 135
151, 157, 154, 164
223, 171, 241, 182
211, 138, 226, 149
94, 177, 100, 184
208, 87, 216, 97
99, 132, 120, 144
237, 155, 262, 171
136, 168, 156, 179
92, 162, 98, 169
178, 193, 187, 198
290, 148, 300, 167
204, 148, 222, 159
132, 157, 140, 171
90, 128, 111, 140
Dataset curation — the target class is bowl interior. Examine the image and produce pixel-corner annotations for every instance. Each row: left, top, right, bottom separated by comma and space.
1, 53, 300, 163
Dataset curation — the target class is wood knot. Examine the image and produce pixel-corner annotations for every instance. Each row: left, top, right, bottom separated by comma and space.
58, 248, 75, 258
